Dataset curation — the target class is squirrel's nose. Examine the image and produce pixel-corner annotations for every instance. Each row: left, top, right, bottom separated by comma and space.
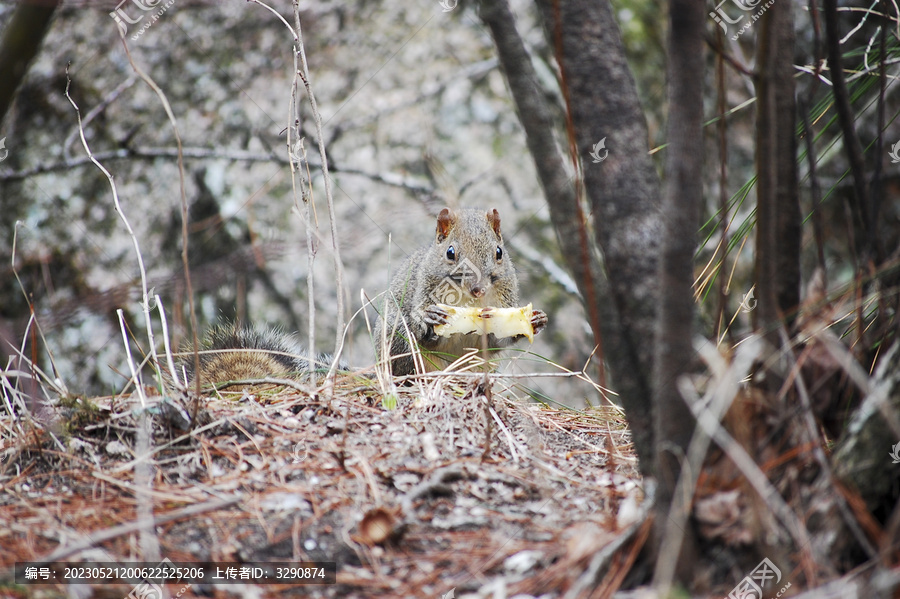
470, 285, 485, 298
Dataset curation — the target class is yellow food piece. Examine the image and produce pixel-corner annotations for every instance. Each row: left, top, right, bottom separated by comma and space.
433, 303, 535, 343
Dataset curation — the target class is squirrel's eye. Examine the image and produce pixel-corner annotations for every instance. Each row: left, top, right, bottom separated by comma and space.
446, 246, 456, 261
496, 246, 503, 261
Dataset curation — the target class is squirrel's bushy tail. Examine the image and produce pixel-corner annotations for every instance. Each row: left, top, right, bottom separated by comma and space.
176, 324, 335, 389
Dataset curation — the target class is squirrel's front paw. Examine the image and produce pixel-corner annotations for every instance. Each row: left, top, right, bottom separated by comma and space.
531, 309, 548, 335
422, 305, 450, 342
423, 304, 450, 327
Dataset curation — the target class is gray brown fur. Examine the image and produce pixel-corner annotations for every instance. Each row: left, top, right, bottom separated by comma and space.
375, 207, 547, 376
179, 324, 326, 389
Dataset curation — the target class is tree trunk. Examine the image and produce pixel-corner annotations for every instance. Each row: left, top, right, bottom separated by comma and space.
478, 0, 610, 393
754, 0, 800, 341
0, 0, 61, 124
535, 0, 663, 477
652, 0, 705, 583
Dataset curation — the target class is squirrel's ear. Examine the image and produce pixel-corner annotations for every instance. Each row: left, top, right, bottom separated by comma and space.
487, 208, 502, 237
436, 208, 455, 242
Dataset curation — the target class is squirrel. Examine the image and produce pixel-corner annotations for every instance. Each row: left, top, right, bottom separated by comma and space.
178, 207, 547, 388
374, 207, 548, 376
178, 324, 334, 390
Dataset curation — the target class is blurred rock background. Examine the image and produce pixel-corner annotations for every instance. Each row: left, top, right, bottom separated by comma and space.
0, 0, 616, 403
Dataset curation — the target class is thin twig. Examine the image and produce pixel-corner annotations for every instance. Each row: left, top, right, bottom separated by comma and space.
564, 510, 652, 599
117, 309, 147, 408
653, 336, 761, 593
8, 223, 67, 404
39, 496, 242, 563
715, 24, 730, 345
780, 327, 877, 559
800, 97, 827, 280
705, 34, 755, 77
823, 0, 873, 261
118, 32, 200, 406
290, 1, 346, 373
65, 65, 155, 403
63, 74, 138, 160
156, 295, 185, 391
208, 376, 312, 394
135, 409, 160, 561
687, 358, 822, 584
0, 146, 283, 181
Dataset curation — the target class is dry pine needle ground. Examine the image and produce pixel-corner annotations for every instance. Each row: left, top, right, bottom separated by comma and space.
0, 375, 640, 598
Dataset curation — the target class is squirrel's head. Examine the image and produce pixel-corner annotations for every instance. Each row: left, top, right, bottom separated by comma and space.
428, 207, 518, 307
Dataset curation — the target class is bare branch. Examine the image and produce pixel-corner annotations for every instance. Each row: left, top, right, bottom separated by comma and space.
64, 65, 156, 401
119, 33, 198, 402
